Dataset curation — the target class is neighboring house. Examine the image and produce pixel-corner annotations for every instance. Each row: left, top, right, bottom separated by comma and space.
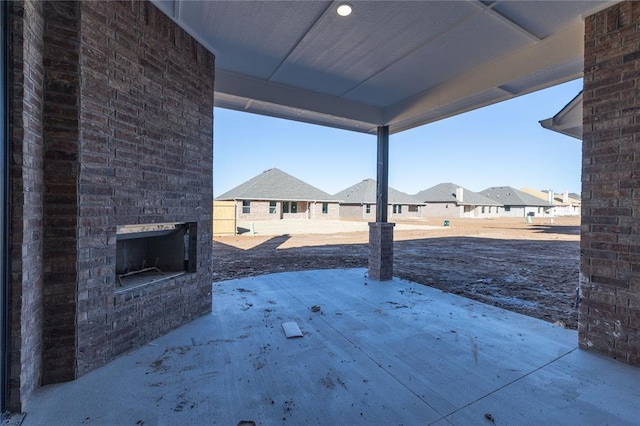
334, 179, 424, 220
479, 186, 554, 217
215, 168, 339, 220
414, 183, 502, 218
520, 188, 581, 216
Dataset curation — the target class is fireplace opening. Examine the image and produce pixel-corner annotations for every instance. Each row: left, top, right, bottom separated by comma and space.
115, 222, 197, 290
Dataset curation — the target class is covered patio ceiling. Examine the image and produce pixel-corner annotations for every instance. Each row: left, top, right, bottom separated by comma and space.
152, 0, 613, 134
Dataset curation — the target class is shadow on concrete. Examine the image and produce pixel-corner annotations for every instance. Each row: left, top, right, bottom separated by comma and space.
531, 225, 580, 236
485, 225, 580, 236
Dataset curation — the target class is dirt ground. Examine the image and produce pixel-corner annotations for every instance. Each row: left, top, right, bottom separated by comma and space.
212, 216, 580, 329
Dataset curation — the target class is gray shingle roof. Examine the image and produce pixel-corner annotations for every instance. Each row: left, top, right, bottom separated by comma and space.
215, 168, 336, 201
479, 186, 553, 207
333, 179, 423, 205
414, 183, 502, 206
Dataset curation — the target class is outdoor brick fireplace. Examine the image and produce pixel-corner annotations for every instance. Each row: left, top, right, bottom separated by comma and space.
115, 222, 197, 289
72, 1, 214, 378
8, 0, 215, 408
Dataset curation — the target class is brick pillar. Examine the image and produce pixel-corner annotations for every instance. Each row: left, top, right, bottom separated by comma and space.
368, 222, 395, 281
581, 0, 640, 366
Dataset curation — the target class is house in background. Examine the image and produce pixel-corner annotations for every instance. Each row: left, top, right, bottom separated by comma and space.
521, 188, 581, 216
415, 183, 502, 218
334, 179, 424, 221
215, 168, 339, 220
480, 186, 554, 217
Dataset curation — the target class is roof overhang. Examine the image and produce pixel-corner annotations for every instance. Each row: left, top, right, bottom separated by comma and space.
539, 91, 583, 139
152, 1, 616, 135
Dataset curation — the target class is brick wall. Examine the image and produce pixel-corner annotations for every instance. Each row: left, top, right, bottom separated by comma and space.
368, 222, 394, 281
8, 0, 215, 411
581, 0, 640, 366
9, 1, 45, 412
309, 201, 340, 220
236, 200, 341, 221
237, 200, 277, 220
422, 203, 461, 218
340, 203, 374, 220
41, 0, 80, 385
389, 204, 422, 220
75, 0, 214, 375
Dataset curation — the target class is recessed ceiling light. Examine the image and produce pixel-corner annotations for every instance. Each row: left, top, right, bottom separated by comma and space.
336, 3, 352, 17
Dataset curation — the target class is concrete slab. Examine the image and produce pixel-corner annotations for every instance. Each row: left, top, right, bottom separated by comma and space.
18, 269, 640, 425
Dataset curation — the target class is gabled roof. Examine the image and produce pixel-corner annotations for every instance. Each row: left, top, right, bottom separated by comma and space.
215, 168, 336, 202
521, 187, 581, 206
479, 186, 553, 207
334, 179, 423, 205
414, 183, 501, 206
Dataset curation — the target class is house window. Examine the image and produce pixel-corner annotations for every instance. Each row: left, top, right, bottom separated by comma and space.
283, 202, 289, 213
393, 205, 402, 214
291, 202, 297, 213
481, 206, 485, 214
269, 201, 277, 214
488, 206, 492, 213
408, 205, 418, 213
242, 200, 251, 214
505, 206, 511, 212
322, 202, 328, 214
365, 204, 371, 214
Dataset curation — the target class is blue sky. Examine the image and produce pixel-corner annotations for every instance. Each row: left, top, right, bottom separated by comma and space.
213, 78, 582, 197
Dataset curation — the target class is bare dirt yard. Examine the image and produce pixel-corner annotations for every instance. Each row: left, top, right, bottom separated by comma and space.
212, 216, 580, 329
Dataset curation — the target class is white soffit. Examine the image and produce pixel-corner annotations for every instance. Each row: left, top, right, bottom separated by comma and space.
152, 0, 616, 134
539, 91, 583, 140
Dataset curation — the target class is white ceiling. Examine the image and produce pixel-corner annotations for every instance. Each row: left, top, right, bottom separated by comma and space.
152, 0, 614, 134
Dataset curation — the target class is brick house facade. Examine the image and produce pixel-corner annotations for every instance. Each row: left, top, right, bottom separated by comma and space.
7, 0, 214, 411
235, 200, 340, 221
216, 168, 339, 222
338, 203, 422, 221
335, 179, 424, 221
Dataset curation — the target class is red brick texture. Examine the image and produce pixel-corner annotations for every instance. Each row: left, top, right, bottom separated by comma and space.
8, 0, 214, 411
581, 0, 640, 366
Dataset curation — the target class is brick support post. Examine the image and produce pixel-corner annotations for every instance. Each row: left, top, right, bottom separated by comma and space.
581, 0, 640, 366
368, 222, 395, 281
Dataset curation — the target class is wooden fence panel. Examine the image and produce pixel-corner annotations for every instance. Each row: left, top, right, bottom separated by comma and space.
213, 201, 236, 236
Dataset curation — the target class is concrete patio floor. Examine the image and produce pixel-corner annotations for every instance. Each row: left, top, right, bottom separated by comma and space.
17, 269, 640, 425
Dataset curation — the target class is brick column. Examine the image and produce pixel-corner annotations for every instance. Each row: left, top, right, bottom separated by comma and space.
581, 0, 640, 366
368, 222, 395, 281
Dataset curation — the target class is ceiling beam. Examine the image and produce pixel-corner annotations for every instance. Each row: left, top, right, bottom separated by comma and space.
339, 6, 483, 99
267, 2, 334, 81
471, 1, 542, 42
215, 69, 383, 131
384, 20, 584, 133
